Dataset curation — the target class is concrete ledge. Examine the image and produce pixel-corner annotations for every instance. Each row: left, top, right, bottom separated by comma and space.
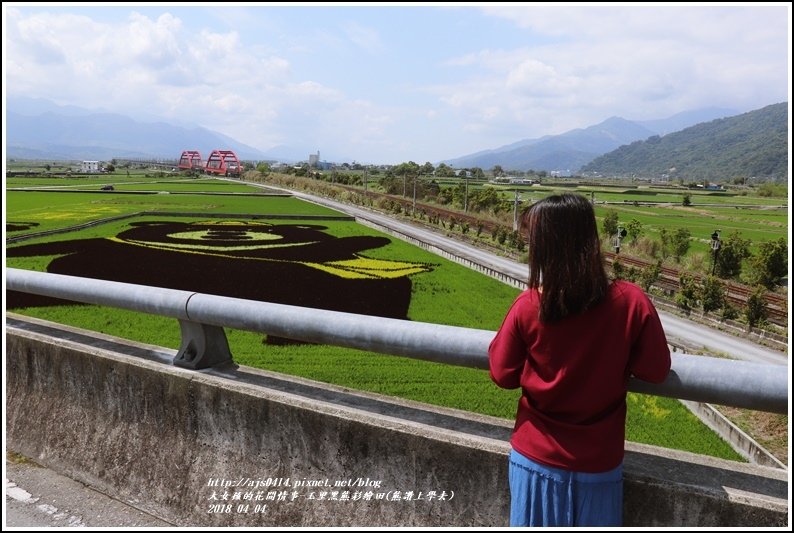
5, 314, 789, 527
623, 442, 787, 526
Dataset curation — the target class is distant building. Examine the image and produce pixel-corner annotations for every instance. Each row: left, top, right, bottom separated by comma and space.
80, 161, 100, 173
309, 151, 320, 168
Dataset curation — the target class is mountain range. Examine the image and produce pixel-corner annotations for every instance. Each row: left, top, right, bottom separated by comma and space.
582, 102, 788, 181
5, 97, 306, 163
5, 97, 784, 180
441, 107, 741, 173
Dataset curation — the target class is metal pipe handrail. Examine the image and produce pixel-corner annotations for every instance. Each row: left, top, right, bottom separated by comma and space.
6, 268, 788, 414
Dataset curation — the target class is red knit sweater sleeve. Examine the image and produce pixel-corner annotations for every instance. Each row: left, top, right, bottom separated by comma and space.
628, 292, 671, 383
488, 292, 530, 389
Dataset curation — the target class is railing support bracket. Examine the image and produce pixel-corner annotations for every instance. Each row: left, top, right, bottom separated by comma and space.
174, 320, 233, 369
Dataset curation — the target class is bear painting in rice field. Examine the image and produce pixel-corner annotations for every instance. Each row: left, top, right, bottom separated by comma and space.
6, 220, 435, 334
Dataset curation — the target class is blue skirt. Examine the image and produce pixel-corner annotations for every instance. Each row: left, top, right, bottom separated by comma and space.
508, 449, 623, 527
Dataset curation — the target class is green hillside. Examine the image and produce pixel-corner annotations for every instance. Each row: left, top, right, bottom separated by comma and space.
582, 103, 788, 182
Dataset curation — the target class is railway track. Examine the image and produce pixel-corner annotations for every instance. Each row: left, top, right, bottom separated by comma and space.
604, 252, 787, 325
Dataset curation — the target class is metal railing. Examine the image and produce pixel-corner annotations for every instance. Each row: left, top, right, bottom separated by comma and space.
6, 267, 787, 414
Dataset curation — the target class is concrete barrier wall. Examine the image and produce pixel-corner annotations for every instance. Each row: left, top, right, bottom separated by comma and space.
681, 401, 787, 469
5, 315, 788, 527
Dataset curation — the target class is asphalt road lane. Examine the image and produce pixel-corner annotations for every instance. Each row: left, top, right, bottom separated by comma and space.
658, 312, 786, 365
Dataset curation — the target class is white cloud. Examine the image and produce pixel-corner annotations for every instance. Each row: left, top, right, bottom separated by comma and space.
342, 21, 382, 53
433, 4, 789, 140
480, 4, 785, 44
12, 10, 71, 64
505, 58, 580, 96
123, 12, 183, 68
4, 8, 301, 143
444, 48, 529, 71
291, 81, 343, 100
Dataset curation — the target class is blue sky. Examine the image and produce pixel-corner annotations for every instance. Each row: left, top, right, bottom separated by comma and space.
3, 3, 791, 164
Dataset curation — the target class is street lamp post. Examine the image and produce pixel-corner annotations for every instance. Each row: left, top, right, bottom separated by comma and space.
711, 230, 721, 275
614, 227, 627, 254
464, 174, 469, 213
512, 190, 523, 231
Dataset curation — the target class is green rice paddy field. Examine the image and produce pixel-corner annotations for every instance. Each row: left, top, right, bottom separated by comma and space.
5, 176, 746, 461
6, 188, 338, 234
485, 183, 787, 257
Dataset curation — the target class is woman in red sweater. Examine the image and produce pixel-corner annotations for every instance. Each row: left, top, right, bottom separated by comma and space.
489, 193, 671, 527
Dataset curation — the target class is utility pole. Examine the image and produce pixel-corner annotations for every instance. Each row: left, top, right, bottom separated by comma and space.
412, 174, 417, 216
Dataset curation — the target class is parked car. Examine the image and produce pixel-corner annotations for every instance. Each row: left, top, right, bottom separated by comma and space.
101, 185, 114, 191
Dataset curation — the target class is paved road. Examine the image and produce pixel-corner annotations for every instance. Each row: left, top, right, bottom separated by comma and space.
244, 179, 788, 367
658, 313, 786, 365
5, 456, 172, 528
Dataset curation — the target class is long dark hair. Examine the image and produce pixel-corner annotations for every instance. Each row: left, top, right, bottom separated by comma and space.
523, 193, 609, 322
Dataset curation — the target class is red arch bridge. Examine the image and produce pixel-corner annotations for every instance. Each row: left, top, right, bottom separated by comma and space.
116, 150, 243, 176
